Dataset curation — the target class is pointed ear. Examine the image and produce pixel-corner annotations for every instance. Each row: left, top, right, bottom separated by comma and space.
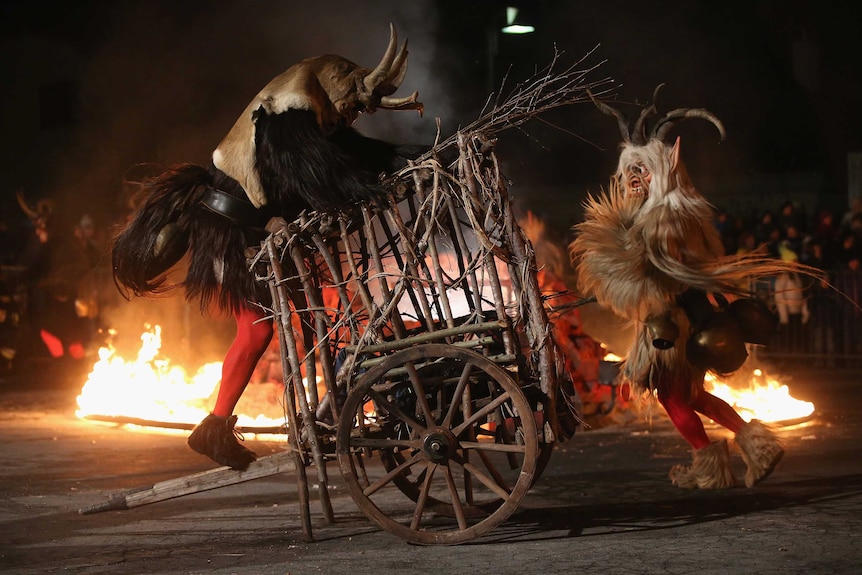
670, 136, 681, 169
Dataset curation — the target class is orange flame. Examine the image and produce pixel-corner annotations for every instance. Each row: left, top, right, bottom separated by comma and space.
705, 368, 814, 424
76, 325, 287, 431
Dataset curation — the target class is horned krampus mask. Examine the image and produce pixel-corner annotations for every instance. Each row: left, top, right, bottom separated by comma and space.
214, 23, 424, 208
589, 84, 725, 206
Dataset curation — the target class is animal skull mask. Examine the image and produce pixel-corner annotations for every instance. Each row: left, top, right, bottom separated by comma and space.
213, 23, 423, 207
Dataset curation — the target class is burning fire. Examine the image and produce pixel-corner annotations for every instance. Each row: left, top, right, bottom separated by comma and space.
705, 368, 814, 424
76, 325, 288, 432
602, 353, 814, 424
79, 325, 814, 435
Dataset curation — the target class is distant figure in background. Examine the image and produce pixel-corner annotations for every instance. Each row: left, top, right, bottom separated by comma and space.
776, 199, 805, 236
811, 207, 839, 256
833, 255, 862, 367
735, 230, 758, 256
773, 260, 810, 356
837, 233, 861, 269
713, 208, 737, 255
805, 241, 837, 368
72, 213, 105, 349
839, 197, 862, 236
754, 210, 777, 247
16, 192, 92, 362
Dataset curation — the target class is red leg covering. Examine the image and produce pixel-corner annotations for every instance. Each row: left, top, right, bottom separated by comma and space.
657, 382, 711, 450
212, 307, 274, 417
690, 389, 745, 433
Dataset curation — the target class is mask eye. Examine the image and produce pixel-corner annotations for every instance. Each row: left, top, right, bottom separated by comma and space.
630, 163, 649, 177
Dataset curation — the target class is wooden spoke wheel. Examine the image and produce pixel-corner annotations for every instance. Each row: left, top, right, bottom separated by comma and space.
336, 344, 539, 545
378, 394, 555, 513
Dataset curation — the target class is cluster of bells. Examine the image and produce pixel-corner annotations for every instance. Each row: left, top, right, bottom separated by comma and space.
646, 289, 778, 375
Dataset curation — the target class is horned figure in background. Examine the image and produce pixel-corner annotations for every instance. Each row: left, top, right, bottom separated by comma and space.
112, 24, 425, 470
570, 85, 818, 489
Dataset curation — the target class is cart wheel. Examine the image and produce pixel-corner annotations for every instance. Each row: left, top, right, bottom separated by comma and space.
379, 398, 554, 511
336, 344, 538, 545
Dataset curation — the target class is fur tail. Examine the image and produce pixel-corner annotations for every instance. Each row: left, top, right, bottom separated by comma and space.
649, 249, 825, 299
112, 163, 211, 297
570, 186, 826, 321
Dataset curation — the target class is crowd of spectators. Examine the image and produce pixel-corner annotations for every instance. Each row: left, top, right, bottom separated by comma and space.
713, 197, 862, 367
0, 198, 111, 379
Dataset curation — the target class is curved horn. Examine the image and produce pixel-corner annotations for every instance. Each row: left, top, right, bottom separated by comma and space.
364, 23, 399, 93
378, 91, 424, 115
631, 84, 664, 146
16, 188, 39, 219
379, 39, 409, 95
652, 108, 726, 143
588, 90, 631, 143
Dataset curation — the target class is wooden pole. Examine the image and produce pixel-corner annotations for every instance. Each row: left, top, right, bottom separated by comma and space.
286, 240, 335, 524
264, 235, 316, 540
78, 450, 297, 515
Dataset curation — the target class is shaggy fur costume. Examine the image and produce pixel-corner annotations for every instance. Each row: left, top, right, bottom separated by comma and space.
570, 92, 818, 488
571, 140, 811, 396
112, 29, 424, 469
735, 419, 784, 487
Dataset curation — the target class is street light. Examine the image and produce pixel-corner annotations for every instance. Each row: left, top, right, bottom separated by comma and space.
501, 6, 535, 34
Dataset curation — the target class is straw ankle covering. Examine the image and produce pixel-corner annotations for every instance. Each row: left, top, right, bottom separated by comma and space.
669, 439, 736, 489
735, 419, 784, 487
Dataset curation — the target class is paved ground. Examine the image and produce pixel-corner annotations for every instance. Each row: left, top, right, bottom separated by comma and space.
1, 364, 861, 575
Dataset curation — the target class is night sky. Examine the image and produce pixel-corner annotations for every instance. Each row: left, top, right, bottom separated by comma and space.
2, 0, 861, 234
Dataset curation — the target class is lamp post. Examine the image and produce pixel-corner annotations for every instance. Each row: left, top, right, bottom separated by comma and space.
501, 6, 535, 35
487, 5, 537, 92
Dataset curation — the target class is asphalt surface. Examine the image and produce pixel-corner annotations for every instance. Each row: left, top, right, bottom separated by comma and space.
1, 363, 861, 575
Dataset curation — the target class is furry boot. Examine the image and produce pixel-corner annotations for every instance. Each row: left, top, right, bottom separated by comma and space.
735, 419, 784, 487
669, 439, 736, 489
188, 414, 257, 470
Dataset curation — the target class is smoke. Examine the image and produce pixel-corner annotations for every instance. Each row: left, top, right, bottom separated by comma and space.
64, 0, 445, 216
50, 1, 451, 358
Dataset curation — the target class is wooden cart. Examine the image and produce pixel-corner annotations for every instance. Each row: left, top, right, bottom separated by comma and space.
80, 51, 611, 545
250, 126, 570, 545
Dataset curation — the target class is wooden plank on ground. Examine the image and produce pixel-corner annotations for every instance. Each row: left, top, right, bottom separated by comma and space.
78, 449, 298, 514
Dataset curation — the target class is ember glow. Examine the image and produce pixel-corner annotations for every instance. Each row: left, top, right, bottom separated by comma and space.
705, 368, 815, 424
76, 325, 287, 432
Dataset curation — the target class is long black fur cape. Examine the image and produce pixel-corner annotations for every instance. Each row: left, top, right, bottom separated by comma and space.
112, 108, 422, 314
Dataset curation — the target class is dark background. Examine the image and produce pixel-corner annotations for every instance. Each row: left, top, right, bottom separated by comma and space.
2, 0, 860, 236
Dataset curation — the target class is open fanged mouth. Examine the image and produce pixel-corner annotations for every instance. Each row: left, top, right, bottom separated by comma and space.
626, 163, 650, 198
628, 176, 646, 197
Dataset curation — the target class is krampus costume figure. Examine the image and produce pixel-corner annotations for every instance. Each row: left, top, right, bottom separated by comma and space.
570, 87, 811, 488
112, 25, 423, 470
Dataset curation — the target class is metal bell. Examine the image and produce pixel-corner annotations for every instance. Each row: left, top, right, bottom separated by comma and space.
646, 313, 680, 350
686, 311, 748, 374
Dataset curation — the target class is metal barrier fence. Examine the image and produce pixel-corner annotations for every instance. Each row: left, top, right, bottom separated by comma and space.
757, 269, 862, 368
